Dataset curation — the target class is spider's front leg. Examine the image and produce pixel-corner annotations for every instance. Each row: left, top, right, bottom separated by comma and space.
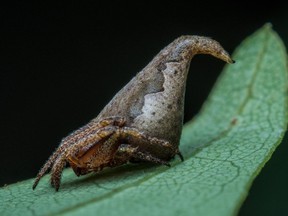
32, 116, 126, 190
50, 123, 130, 190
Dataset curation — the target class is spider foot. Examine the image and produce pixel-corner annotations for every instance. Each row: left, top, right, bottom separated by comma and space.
176, 151, 184, 162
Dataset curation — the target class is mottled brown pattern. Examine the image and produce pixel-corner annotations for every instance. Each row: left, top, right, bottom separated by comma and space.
33, 35, 234, 191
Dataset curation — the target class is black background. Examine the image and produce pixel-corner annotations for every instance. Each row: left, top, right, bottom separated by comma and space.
1, 1, 288, 215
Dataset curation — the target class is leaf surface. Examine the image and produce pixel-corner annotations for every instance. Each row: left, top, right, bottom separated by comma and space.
1, 24, 287, 216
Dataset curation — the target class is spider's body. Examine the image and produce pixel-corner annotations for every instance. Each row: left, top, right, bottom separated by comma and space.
33, 36, 233, 191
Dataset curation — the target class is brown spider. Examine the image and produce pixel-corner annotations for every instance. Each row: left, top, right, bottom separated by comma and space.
33, 35, 233, 191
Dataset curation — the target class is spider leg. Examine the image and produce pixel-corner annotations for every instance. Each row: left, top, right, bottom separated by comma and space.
118, 126, 183, 161
32, 149, 66, 190
32, 117, 126, 190
50, 155, 67, 191
132, 150, 171, 166
176, 151, 184, 161
121, 127, 176, 149
32, 132, 91, 190
112, 144, 171, 167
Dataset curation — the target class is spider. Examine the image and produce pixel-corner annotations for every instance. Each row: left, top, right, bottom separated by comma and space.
33, 35, 233, 191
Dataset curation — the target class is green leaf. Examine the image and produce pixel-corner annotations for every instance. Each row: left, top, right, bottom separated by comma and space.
1, 24, 287, 216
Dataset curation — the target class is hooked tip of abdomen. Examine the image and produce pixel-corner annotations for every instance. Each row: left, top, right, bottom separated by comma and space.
170, 35, 234, 65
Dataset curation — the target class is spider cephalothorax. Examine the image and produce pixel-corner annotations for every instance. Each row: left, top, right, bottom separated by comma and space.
33, 35, 233, 191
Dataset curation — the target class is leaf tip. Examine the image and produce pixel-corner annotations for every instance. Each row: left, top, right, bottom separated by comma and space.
263, 22, 273, 30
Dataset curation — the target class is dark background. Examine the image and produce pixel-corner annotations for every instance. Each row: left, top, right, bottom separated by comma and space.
1, 1, 287, 215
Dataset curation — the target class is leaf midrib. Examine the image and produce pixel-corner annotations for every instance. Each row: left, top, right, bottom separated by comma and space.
237, 28, 269, 113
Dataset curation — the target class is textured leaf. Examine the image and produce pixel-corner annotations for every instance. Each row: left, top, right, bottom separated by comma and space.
1, 24, 287, 216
